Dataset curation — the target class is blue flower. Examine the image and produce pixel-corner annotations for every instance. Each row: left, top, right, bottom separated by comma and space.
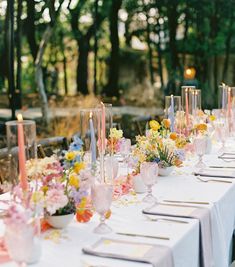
152, 157, 161, 163
69, 136, 83, 151
70, 188, 88, 204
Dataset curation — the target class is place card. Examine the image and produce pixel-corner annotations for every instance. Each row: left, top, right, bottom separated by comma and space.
86, 238, 153, 258
195, 168, 235, 178
83, 238, 174, 267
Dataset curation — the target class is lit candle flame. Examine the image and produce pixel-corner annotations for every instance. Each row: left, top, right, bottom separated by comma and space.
17, 114, 23, 122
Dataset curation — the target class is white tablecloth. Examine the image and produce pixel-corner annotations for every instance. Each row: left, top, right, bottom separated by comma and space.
2, 141, 235, 267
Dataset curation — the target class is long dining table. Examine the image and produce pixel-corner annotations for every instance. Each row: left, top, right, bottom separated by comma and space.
1, 140, 235, 267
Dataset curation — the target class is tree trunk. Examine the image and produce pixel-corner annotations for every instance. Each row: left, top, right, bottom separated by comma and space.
6, 0, 16, 119
93, 0, 98, 95
146, 12, 154, 85
0, 2, 8, 89
16, 0, 23, 108
156, 20, 164, 89
62, 50, 68, 95
35, 27, 53, 125
222, 13, 234, 82
105, 0, 122, 97
26, 0, 38, 61
166, 1, 179, 94
77, 37, 89, 95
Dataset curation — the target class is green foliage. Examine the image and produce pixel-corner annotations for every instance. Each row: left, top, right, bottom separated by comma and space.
1, 0, 235, 108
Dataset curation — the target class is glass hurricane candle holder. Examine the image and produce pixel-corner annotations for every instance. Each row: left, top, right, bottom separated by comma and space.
5, 118, 36, 188
189, 89, 201, 116
79, 108, 101, 172
165, 95, 181, 132
98, 103, 114, 184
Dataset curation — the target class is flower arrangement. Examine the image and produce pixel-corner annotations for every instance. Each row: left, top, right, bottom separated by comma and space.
26, 136, 94, 218
107, 128, 123, 153
132, 119, 186, 172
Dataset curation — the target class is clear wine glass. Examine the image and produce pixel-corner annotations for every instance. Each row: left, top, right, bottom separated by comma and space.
120, 138, 131, 176
140, 162, 158, 203
91, 183, 113, 234
193, 136, 207, 168
4, 225, 34, 266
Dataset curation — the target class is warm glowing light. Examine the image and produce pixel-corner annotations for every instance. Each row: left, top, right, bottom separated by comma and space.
184, 67, 196, 80
89, 112, 93, 119
17, 114, 23, 122
186, 69, 192, 75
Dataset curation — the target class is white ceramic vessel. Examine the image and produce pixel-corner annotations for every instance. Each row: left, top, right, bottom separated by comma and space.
47, 214, 74, 229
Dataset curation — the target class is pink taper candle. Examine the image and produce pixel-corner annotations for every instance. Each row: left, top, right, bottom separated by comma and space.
17, 114, 28, 191
185, 88, 189, 125
228, 87, 232, 118
101, 102, 106, 152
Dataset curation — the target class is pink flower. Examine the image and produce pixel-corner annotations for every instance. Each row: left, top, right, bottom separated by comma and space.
45, 188, 68, 215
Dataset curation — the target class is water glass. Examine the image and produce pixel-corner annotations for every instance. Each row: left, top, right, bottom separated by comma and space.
193, 136, 207, 168
5, 224, 34, 266
140, 162, 158, 203
91, 183, 113, 234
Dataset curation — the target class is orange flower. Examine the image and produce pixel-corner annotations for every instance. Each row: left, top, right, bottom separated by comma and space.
162, 119, 171, 129
174, 159, 183, 167
196, 123, 207, 132
170, 132, 177, 140
76, 209, 93, 223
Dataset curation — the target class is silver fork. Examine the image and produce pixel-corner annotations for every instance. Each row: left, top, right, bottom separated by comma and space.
144, 214, 189, 224
196, 176, 232, 184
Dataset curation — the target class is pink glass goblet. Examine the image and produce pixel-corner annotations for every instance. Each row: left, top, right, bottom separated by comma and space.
140, 162, 158, 203
91, 183, 113, 234
193, 136, 207, 168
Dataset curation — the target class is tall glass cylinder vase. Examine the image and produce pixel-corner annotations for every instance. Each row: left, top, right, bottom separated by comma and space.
189, 89, 202, 124
218, 84, 228, 113
6, 118, 37, 188
79, 108, 101, 173
181, 86, 195, 134
165, 95, 181, 132
98, 103, 115, 185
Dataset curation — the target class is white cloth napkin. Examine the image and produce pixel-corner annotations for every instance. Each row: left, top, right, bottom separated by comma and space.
82, 238, 174, 267
195, 168, 235, 178
143, 204, 213, 267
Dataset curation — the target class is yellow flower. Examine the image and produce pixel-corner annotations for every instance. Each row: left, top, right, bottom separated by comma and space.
209, 115, 216, 121
162, 119, 171, 129
73, 162, 85, 174
109, 128, 123, 139
65, 151, 76, 161
41, 186, 48, 194
69, 173, 80, 189
175, 138, 187, 148
31, 191, 44, 204
149, 120, 160, 131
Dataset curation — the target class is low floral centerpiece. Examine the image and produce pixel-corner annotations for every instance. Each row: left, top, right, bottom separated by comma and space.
26, 136, 94, 228
132, 119, 188, 177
